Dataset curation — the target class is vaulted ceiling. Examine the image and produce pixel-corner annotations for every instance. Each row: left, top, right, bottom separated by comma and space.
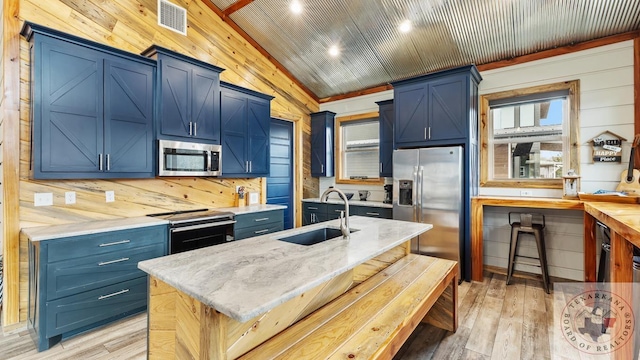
206, 0, 640, 100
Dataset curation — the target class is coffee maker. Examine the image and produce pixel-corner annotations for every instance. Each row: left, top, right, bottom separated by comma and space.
383, 184, 392, 204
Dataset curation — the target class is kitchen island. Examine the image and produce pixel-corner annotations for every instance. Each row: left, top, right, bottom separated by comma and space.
138, 216, 458, 359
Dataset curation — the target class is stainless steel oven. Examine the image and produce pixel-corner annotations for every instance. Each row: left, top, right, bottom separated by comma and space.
158, 139, 222, 177
148, 209, 235, 254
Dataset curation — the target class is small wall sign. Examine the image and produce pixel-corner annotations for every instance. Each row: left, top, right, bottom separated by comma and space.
590, 131, 626, 163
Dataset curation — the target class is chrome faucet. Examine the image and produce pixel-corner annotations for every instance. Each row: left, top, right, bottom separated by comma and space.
320, 187, 350, 239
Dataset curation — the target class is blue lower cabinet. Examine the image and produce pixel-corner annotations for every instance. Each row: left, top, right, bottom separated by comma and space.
29, 224, 168, 351
234, 210, 284, 240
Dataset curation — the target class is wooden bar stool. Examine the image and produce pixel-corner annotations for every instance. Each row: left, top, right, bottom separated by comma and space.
507, 212, 550, 293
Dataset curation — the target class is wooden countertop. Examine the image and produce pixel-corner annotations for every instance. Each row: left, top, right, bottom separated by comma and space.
584, 202, 640, 248
472, 196, 584, 210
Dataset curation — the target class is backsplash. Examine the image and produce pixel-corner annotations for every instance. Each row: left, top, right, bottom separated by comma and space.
318, 177, 391, 203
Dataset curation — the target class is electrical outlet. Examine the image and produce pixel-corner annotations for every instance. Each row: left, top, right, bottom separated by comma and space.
520, 190, 533, 196
105, 190, 115, 203
34, 193, 53, 206
65, 191, 76, 205
249, 192, 259, 205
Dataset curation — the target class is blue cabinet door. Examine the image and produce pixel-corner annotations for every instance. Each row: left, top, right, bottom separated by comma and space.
103, 58, 154, 175
377, 100, 394, 177
37, 37, 104, 175
221, 88, 248, 176
428, 74, 467, 142
158, 57, 191, 138
247, 98, 270, 175
394, 82, 427, 146
192, 66, 221, 143
310, 111, 335, 177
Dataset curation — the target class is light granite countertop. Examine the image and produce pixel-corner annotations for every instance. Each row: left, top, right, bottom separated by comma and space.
302, 198, 392, 209
21, 217, 170, 242
217, 204, 286, 215
138, 216, 431, 322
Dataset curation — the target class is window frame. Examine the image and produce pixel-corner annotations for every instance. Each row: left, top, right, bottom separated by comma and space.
335, 112, 384, 185
480, 80, 580, 189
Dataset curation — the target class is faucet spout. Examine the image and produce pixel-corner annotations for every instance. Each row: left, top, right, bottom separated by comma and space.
320, 187, 350, 239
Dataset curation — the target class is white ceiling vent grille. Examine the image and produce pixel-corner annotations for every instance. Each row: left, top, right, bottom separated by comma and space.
158, 0, 187, 35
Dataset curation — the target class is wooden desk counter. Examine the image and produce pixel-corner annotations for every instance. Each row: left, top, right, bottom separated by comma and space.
471, 196, 584, 281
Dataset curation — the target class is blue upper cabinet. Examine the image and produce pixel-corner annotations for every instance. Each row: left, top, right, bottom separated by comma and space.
220, 82, 273, 177
392, 65, 482, 148
22, 22, 156, 179
142, 46, 224, 144
376, 100, 394, 178
310, 111, 335, 177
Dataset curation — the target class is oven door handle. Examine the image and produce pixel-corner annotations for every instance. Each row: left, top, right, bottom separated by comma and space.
170, 220, 236, 233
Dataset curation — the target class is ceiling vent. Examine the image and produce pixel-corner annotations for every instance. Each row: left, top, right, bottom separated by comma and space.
158, 0, 187, 35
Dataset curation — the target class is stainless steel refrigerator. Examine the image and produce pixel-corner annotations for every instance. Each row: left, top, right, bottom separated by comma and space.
393, 146, 463, 279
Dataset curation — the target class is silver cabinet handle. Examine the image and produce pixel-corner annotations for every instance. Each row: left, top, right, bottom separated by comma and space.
194, 122, 197, 137
249, 161, 252, 173
254, 218, 269, 222
189, 121, 193, 136
98, 257, 129, 266
254, 229, 270, 234
311, 213, 316, 223
428, 127, 431, 139
366, 212, 380, 216
99, 240, 130, 247
246, 161, 249, 172
380, 162, 382, 173
308, 207, 318, 210
98, 289, 129, 300
334, 209, 344, 213
106, 154, 110, 171
424, 128, 427, 139
99, 154, 103, 171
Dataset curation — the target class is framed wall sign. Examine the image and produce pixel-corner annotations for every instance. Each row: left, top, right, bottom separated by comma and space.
590, 131, 626, 163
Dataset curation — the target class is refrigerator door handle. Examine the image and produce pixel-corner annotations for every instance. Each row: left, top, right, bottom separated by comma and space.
418, 167, 424, 223
413, 166, 419, 223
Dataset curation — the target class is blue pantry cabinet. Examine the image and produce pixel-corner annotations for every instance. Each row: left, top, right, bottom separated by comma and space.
220, 82, 274, 177
376, 100, 394, 178
142, 46, 224, 144
310, 111, 335, 177
22, 23, 156, 179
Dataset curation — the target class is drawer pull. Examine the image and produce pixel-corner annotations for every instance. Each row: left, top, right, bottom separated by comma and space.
98, 289, 129, 300
366, 212, 380, 216
98, 257, 130, 266
307, 207, 318, 210
254, 229, 270, 234
99, 240, 130, 247
254, 218, 270, 222
334, 210, 344, 213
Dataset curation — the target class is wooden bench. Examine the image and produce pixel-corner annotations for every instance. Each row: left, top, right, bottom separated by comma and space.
239, 254, 458, 359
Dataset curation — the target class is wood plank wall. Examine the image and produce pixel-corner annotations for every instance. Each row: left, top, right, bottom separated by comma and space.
3, 0, 320, 327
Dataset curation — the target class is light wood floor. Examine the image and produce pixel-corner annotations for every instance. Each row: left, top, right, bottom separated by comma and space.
0, 273, 585, 360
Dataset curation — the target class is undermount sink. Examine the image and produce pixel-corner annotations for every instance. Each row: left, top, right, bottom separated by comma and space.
276, 227, 359, 246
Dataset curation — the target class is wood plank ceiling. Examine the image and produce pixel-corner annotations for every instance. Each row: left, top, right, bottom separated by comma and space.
205, 0, 640, 100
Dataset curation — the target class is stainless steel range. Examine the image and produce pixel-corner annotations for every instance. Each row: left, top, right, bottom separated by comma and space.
148, 209, 235, 254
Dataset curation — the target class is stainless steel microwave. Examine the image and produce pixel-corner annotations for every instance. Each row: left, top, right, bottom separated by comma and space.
158, 140, 222, 176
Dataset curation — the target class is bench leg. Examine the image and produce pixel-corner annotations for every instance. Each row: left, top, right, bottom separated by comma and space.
422, 273, 458, 332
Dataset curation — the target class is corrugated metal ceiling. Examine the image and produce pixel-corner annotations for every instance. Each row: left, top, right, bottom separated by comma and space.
208, 0, 640, 99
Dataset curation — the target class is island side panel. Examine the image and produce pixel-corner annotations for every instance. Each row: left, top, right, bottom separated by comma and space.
148, 277, 177, 359
226, 270, 354, 359
352, 243, 410, 286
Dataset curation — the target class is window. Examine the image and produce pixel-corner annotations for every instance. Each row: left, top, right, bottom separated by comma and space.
335, 112, 383, 184
480, 80, 579, 188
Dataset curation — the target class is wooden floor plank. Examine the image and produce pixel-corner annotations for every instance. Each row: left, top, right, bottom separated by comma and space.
490, 316, 523, 360
430, 326, 473, 359
464, 295, 503, 356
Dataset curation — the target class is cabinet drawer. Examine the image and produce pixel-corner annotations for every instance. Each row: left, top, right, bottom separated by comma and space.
235, 222, 284, 240
303, 202, 327, 214
46, 243, 165, 300
45, 276, 147, 338
354, 206, 392, 219
234, 210, 284, 230
47, 225, 167, 263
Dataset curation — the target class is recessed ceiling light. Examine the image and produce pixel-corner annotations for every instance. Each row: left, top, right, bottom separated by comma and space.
290, 1, 302, 14
328, 45, 340, 57
399, 20, 412, 33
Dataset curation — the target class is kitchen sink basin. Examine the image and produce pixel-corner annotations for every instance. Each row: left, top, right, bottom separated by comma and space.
276, 227, 359, 246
